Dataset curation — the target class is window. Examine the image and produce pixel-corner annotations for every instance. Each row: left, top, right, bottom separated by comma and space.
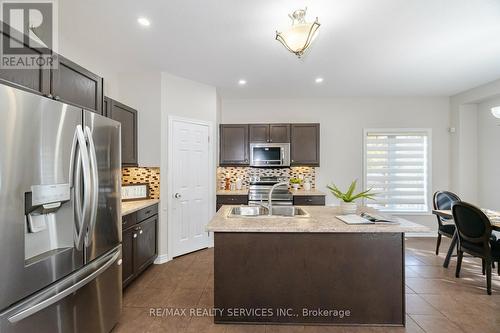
363, 129, 431, 213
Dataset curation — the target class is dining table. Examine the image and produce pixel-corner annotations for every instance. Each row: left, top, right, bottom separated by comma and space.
432, 209, 500, 268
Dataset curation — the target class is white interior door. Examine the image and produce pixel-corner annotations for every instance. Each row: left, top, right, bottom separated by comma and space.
171, 118, 210, 257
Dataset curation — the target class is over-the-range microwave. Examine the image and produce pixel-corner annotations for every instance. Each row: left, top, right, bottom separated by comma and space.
249, 143, 290, 167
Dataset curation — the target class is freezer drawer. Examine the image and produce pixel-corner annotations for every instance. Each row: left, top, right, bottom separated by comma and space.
0, 246, 122, 333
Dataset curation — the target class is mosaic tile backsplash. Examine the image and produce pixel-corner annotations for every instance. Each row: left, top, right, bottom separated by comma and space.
122, 167, 160, 200
217, 167, 316, 190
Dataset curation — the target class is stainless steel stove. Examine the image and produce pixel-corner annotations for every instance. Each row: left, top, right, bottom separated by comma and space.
248, 176, 293, 206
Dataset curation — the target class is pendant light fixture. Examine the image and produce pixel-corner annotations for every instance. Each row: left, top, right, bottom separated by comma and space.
491, 106, 500, 118
275, 7, 320, 58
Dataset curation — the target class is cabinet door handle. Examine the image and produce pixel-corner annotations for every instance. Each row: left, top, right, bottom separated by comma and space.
133, 233, 137, 238
174, 193, 182, 199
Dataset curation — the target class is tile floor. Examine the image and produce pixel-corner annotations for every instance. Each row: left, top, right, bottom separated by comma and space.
114, 237, 500, 333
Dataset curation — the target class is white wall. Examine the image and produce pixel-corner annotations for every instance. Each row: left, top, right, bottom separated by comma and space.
477, 97, 500, 210
115, 72, 162, 167
221, 97, 451, 232
450, 78, 500, 198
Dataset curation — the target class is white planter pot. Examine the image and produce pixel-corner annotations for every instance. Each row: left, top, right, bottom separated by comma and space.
292, 184, 300, 191
340, 202, 358, 214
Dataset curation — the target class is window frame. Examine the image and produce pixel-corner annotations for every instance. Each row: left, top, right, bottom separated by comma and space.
362, 128, 433, 215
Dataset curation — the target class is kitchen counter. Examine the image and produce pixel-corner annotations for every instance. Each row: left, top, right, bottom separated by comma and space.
216, 189, 249, 195
289, 189, 326, 196
210, 205, 428, 326
121, 199, 160, 216
207, 205, 428, 233
216, 189, 326, 196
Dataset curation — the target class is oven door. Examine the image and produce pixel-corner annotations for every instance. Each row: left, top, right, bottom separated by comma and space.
250, 143, 290, 167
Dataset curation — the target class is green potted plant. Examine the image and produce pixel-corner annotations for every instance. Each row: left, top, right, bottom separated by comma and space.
289, 177, 302, 191
327, 180, 377, 214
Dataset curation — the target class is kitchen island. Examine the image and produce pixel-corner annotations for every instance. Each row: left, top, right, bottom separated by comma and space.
207, 205, 428, 326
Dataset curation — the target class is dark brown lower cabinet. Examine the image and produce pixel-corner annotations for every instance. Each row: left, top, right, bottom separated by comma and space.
216, 195, 248, 211
293, 195, 325, 206
122, 227, 135, 286
133, 216, 157, 273
122, 204, 158, 288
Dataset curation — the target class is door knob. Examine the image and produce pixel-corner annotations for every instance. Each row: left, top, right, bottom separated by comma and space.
174, 193, 182, 199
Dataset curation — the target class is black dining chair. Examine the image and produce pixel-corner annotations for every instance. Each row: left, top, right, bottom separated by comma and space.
433, 191, 461, 255
453, 202, 500, 295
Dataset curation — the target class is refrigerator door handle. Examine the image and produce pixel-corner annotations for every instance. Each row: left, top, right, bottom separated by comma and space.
7, 248, 121, 324
84, 126, 99, 247
72, 125, 92, 251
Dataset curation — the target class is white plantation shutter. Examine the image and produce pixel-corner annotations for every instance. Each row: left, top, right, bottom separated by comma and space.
364, 130, 430, 213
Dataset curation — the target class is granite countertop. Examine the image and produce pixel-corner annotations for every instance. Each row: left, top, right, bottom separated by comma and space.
207, 205, 429, 233
216, 189, 249, 195
121, 199, 160, 216
216, 189, 326, 196
290, 189, 326, 196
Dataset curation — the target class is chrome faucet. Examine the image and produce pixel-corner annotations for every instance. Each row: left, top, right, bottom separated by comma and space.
267, 181, 289, 216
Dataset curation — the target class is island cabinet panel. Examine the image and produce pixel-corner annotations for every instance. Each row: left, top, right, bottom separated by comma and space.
290, 123, 320, 166
293, 195, 325, 206
51, 55, 103, 114
106, 98, 138, 166
122, 204, 158, 288
219, 124, 249, 166
214, 232, 404, 326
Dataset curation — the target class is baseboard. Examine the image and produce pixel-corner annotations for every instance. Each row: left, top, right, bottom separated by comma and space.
154, 253, 170, 264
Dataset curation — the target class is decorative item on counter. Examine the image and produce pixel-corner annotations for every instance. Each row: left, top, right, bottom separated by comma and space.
230, 182, 236, 191
289, 177, 302, 191
122, 183, 149, 201
235, 177, 243, 190
327, 179, 377, 214
303, 177, 311, 191
225, 177, 231, 191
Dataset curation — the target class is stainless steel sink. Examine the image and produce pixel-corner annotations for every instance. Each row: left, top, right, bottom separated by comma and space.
227, 206, 309, 218
228, 206, 268, 217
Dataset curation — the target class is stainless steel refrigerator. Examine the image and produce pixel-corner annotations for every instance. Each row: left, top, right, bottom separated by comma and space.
0, 83, 122, 333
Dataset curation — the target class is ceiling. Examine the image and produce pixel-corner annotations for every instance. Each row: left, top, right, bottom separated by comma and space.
58, 0, 500, 98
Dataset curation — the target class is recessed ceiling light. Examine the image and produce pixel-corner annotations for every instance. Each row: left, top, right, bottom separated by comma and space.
315, 77, 324, 83
238, 79, 247, 86
137, 17, 151, 27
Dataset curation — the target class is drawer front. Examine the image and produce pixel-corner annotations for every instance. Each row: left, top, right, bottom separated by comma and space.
122, 212, 137, 229
137, 204, 159, 222
293, 195, 325, 206
217, 195, 248, 205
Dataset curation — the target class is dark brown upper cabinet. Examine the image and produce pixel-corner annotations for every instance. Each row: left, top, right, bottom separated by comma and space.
51, 55, 103, 114
249, 124, 290, 143
290, 123, 320, 166
105, 97, 138, 166
219, 124, 249, 166
0, 23, 104, 114
0, 22, 50, 96
249, 124, 269, 143
270, 124, 290, 143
